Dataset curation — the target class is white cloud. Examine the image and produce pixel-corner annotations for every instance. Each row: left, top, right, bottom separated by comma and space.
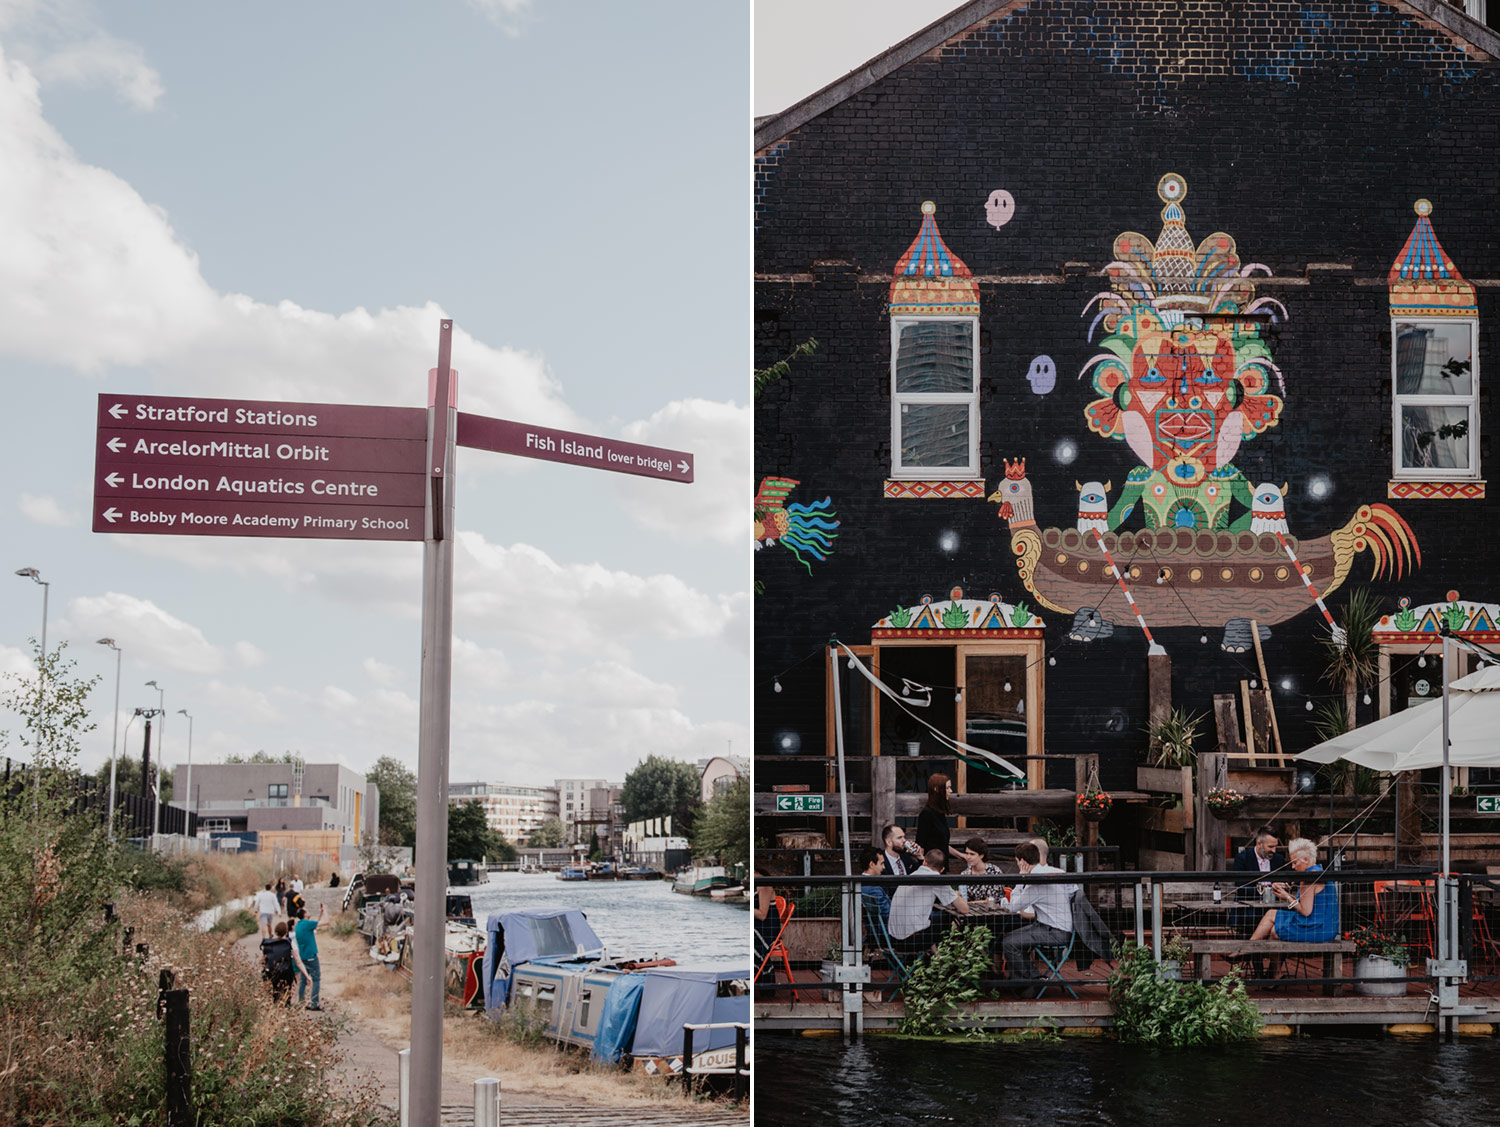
60, 591, 229, 675
362, 657, 403, 688
615, 397, 750, 546
465, 0, 533, 36
31, 34, 162, 108
233, 640, 265, 668
200, 679, 285, 726
18, 491, 69, 526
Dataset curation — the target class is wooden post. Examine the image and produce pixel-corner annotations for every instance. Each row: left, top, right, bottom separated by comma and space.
1198, 752, 1227, 871
1147, 649, 1172, 727
1249, 620, 1286, 763
163, 989, 193, 1127
871, 757, 896, 848
1074, 754, 1100, 871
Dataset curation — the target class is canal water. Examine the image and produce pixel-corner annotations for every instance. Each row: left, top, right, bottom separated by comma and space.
468, 872, 749, 968
758, 1034, 1500, 1126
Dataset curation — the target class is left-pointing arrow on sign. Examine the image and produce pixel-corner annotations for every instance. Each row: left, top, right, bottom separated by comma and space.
109, 404, 128, 419
105, 473, 124, 487
107, 437, 126, 452
102, 507, 121, 523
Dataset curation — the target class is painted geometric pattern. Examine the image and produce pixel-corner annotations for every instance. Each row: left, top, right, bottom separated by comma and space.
884, 479, 987, 499
889, 201, 980, 316
873, 588, 1042, 635
1375, 597, 1500, 641
1387, 480, 1485, 500
1388, 200, 1476, 318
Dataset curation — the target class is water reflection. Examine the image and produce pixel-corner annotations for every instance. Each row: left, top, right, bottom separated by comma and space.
759, 1036, 1500, 1126
468, 872, 748, 967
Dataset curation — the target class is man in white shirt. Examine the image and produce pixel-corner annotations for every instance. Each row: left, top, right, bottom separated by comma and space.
253, 882, 280, 939
887, 848, 968, 958
290, 875, 305, 895
999, 841, 1073, 980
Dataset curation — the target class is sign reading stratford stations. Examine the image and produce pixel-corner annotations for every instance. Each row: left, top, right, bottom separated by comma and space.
93, 394, 427, 540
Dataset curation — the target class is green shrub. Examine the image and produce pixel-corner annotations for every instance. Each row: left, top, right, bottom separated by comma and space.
1108, 941, 1262, 1047
209, 907, 259, 939
898, 923, 992, 1037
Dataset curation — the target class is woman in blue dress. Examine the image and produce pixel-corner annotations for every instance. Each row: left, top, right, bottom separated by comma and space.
1248, 837, 1338, 943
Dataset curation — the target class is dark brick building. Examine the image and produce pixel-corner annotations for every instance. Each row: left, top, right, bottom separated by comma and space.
754, 0, 1500, 860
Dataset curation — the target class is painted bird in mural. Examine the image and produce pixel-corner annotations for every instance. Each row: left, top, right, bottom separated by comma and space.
753, 476, 840, 573
1076, 481, 1112, 534
1249, 482, 1290, 534
993, 460, 1420, 651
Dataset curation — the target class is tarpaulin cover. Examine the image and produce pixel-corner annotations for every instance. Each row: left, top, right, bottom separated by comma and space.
483, 910, 604, 1011
631, 969, 748, 1055
590, 973, 645, 1063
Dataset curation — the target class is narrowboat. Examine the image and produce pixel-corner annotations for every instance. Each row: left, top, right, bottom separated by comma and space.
556, 866, 589, 881
671, 859, 735, 896
397, 918, 488, 1009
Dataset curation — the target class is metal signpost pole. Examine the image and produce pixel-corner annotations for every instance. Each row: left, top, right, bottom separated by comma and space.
410, 321, 456, 1127
100, 639, 122, 839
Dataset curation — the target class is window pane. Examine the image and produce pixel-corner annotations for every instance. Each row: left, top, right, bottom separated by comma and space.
895, 321, 974, 393
900, 403, 970, 467
1399, 405, 1470, 470
1395, 324, 1473, 395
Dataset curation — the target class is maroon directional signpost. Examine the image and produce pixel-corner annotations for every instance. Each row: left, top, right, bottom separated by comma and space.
92, 323, 695, 1127
93, 395, 428, 540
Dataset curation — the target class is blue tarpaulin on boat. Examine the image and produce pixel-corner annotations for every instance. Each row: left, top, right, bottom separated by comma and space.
631, 969, 748, 1056
590, 973, 646, 1063
483, 909, 604, 1012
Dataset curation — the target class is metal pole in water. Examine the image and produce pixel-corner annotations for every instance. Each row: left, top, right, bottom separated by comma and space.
474, 1078, 500, 1127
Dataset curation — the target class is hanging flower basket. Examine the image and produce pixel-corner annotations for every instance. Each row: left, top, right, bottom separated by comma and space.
1206, 787, 1246, 818
1077, 790, 1112, 822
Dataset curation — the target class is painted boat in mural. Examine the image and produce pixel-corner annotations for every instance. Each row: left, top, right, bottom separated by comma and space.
481, 909, 748, 1078
993, 468, 1420, 647
672, 860, 735, 896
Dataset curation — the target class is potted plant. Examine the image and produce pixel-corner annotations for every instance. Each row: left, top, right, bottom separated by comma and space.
1347, 925, 1410, 996
1146, 707, 1205, 769
1076, 788, 1112, 822
1205, 787, 1246, 818
1158, 933, 1192, 981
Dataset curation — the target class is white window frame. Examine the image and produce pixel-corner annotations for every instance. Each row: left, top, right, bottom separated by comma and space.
1391, 318, 1480, 481
889, 315, 980, 479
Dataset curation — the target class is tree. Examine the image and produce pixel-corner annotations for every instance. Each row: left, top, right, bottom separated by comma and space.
447, 800, 495, 861
587, 830, 601, 862
91, 754, 172, 803
527, 817, 566, 849
223, 750, 296, 764
692, 775, 749, 872
365, 756, 417, 848
622, 755, 701, 826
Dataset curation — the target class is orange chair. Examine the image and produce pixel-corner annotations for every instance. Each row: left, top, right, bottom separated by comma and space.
754, 895, 805, 1002
1374, 880, 1435, 964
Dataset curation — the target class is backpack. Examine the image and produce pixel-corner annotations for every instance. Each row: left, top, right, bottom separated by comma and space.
285, 890, 305, 917
262, 937, 295, 981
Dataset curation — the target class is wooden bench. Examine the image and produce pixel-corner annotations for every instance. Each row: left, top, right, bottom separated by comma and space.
1186, 939, 1356, 996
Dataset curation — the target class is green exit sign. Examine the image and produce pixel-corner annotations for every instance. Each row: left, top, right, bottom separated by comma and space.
1477, 796, 1500, 815
776, 795, 825, 813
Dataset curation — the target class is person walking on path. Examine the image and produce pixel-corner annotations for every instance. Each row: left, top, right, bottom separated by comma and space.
275, 877, 287, 912
254, 882, 280, 939
261, 921, 297, 1005
293, 902, 328, 1011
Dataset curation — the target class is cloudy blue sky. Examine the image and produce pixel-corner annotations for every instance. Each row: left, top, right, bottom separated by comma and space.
0, 0, 750, 793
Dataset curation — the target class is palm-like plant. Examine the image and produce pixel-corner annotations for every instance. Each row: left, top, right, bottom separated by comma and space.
1146, 707, 1205, 769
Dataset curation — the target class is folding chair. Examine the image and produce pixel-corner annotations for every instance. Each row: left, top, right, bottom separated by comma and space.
862, 899, 911, 1000
754, 895, 805, 1002
1034, 931, 1078, 999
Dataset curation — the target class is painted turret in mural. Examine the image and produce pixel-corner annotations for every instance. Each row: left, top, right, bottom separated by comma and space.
992, 174, 1420, 651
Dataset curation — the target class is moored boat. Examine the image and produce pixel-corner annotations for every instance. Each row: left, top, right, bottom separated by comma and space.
672, 859, 735, 896
557, 866, 589, 881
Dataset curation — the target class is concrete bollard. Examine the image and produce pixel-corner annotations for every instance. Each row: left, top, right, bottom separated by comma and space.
474, 1077, 501, 1126
398, 1048, 411, 1127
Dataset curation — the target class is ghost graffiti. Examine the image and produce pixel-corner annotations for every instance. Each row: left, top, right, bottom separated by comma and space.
985, 189, 1015, 229
1026, 355, 1056, 395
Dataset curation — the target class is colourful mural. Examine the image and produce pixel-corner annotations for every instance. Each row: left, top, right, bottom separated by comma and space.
873, 587, 1043, 640
992, 174, 1421, 649
754, 477, 839, 574
1026, 355, 1057, 394
985, 189, 1016, 229
1375, 594, 1500, 644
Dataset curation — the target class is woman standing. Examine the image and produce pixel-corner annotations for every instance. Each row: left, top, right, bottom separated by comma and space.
916, 773, 954, 871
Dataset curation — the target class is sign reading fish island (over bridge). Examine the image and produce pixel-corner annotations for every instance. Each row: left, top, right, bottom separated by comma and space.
455, 414, 694, 483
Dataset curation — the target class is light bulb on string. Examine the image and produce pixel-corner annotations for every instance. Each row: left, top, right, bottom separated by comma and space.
1200, 634, 1208, 644
1004, 681, 1012, 693
848, 657, 856, 669
1048, 656, 1056, 666
1305, 701, 1314, 711
773, 680, 782, 693
955, 689, 963, 703
1363, 693, 1372, 706
1249, 679, 1258, 689
1418, 655, 1426, 668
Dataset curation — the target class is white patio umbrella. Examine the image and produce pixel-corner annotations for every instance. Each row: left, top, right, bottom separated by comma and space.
1296, 663, 1500, 772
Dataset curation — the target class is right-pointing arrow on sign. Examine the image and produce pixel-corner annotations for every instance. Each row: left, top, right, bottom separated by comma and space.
677, 460, 689, 474
102, 507, 121, 523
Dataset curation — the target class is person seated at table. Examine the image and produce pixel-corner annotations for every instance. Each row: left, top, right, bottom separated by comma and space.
1231, 826, 1288, 928
997, 841, 1073, 981
957, 837, 1005, 903
1247, 837, 1339, 948
858, 846, 892, 926
881, 823, 921, 876
888, 848, 968, 960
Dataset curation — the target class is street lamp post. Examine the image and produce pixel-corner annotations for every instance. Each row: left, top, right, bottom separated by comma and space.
145, 680, 165, 840
177, 709, 194, 826
98, 639, 122, 840
14, 567, 49, 657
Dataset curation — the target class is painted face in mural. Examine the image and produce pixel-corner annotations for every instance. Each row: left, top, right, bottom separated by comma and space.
1025, 355, 1056, 394
985, 189, 1015, 229
1085, 306, 1283, 485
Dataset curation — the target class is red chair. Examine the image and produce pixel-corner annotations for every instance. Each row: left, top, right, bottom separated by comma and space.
1374, 880, 1435, 964
754, 895, 804, 1002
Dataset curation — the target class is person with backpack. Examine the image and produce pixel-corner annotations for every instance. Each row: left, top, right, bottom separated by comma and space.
260, 921, 296, 1005
283, 885, 305, 921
